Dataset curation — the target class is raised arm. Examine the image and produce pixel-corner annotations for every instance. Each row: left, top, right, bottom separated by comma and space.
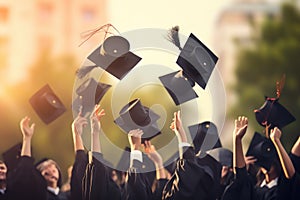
71, 108, 88, 152
233, 116, 248, 172
170, 111, 188, 159
90, 104, 105, 153
20, 116, 35, 157
144, 140, 166, 180
291, 136, 300, 157
270, 127, 295, 179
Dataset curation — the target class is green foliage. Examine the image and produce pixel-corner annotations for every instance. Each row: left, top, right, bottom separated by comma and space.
0, 52, 79, 182
231, 3, 300, 149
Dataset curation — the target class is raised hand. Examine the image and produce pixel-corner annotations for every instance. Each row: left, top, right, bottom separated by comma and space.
144, 140, 163, 167
128, 129, 144, 151
72, 107, 88, 136
20, 116, 35, 139
170, 111, 187, 143
90, 104, 105, 134
234, 116, 248, 140
270, 127, 282, 142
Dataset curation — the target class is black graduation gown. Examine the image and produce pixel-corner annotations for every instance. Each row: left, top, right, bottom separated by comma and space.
83, 152, 121, 200
71, 150, 121, 200
290, 153, 300, 174
6, 156, 47, 200
277, 172, 300, 200
162, 147, 222, 200
222, 167, 300, 200
47, 190, 69, 200
122, 159, 153, 200
70, 150, 88, 200
0, 191, 8, 200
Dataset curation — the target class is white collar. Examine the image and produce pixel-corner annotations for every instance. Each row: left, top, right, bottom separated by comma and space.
260, 177, 278, 189
47, 186, 60, 195
0, 188, 6, 194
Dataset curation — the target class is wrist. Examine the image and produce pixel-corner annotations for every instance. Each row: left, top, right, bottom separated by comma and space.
235, 136, 243, 142
131, 145, 140, 151
23, 136, 32, 142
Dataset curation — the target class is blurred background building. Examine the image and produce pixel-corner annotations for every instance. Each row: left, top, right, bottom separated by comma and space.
213, 0, 299, 146
0, 0, 107, 84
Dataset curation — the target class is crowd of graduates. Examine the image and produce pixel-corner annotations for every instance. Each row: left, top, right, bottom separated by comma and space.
0, 27, 299, 200
0, 102, 299, 200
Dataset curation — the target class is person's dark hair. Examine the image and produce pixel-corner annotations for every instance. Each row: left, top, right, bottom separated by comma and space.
36, 159, 62, 188
255, 158, 282, 187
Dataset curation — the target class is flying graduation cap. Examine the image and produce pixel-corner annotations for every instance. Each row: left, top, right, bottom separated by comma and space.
72, 78, 111, 116
254, 75, 295, 130
166, 26, 218, 89
114, 99, 161, 143
188, 121, 222, 156
29, 84, 66, 124
77, 35, 142, 80
254, 97, 295, 130
159, 70, 198, 105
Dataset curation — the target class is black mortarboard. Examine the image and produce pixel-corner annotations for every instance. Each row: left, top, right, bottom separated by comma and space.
72, 78, 111, 116
84, 35, 142, 80
176, 33, 218, 89
116, 147, 131, 171
114, 99, 161, 143
206, 147, 233, 167
164, 151, 179, 175
188, 121, 222, 156
246, 132, 277, 171
116, 147, 156, 185
254, 97, 296, 129
159, 70, 198, 105
2, 143, 22, 171
29, 84, 66, 124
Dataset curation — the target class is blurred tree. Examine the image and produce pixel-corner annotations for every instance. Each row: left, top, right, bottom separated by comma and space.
231, 2, 300, 150
0, 51, 79, 182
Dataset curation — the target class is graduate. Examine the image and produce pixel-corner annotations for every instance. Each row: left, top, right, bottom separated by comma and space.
0, 160, 8, 200
71, 105, 121, 200
6, 116, 48, 200
162, 111, 222, 200
121, 129, 153, 200
222, 116, 300, 200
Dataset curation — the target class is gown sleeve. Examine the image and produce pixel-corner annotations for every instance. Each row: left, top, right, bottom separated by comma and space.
162, 147, 221, 200
7, 156, 47, 200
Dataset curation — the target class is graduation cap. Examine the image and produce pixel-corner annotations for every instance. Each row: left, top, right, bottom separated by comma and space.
29, 84, 66, 124
246, 132, 277, 171
172, 31, 218, 89
254, 97, 296, 130
2, 143, 22, 171
188, 121, 222, 156
78, 35, 142, 80
114, 99, 161, 143
164, 151, 179, 175
116, 147, 156, 185
159, 70, 198, 105
206, 147, 233, 167
72, 78, 111, 116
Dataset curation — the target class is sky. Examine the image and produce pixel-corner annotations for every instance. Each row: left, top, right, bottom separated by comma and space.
108, 0, 232, 47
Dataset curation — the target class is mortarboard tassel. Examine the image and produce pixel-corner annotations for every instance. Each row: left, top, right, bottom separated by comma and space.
166, 26, 183, 51
276, 74, 286, 98
76, 65, 97, 79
